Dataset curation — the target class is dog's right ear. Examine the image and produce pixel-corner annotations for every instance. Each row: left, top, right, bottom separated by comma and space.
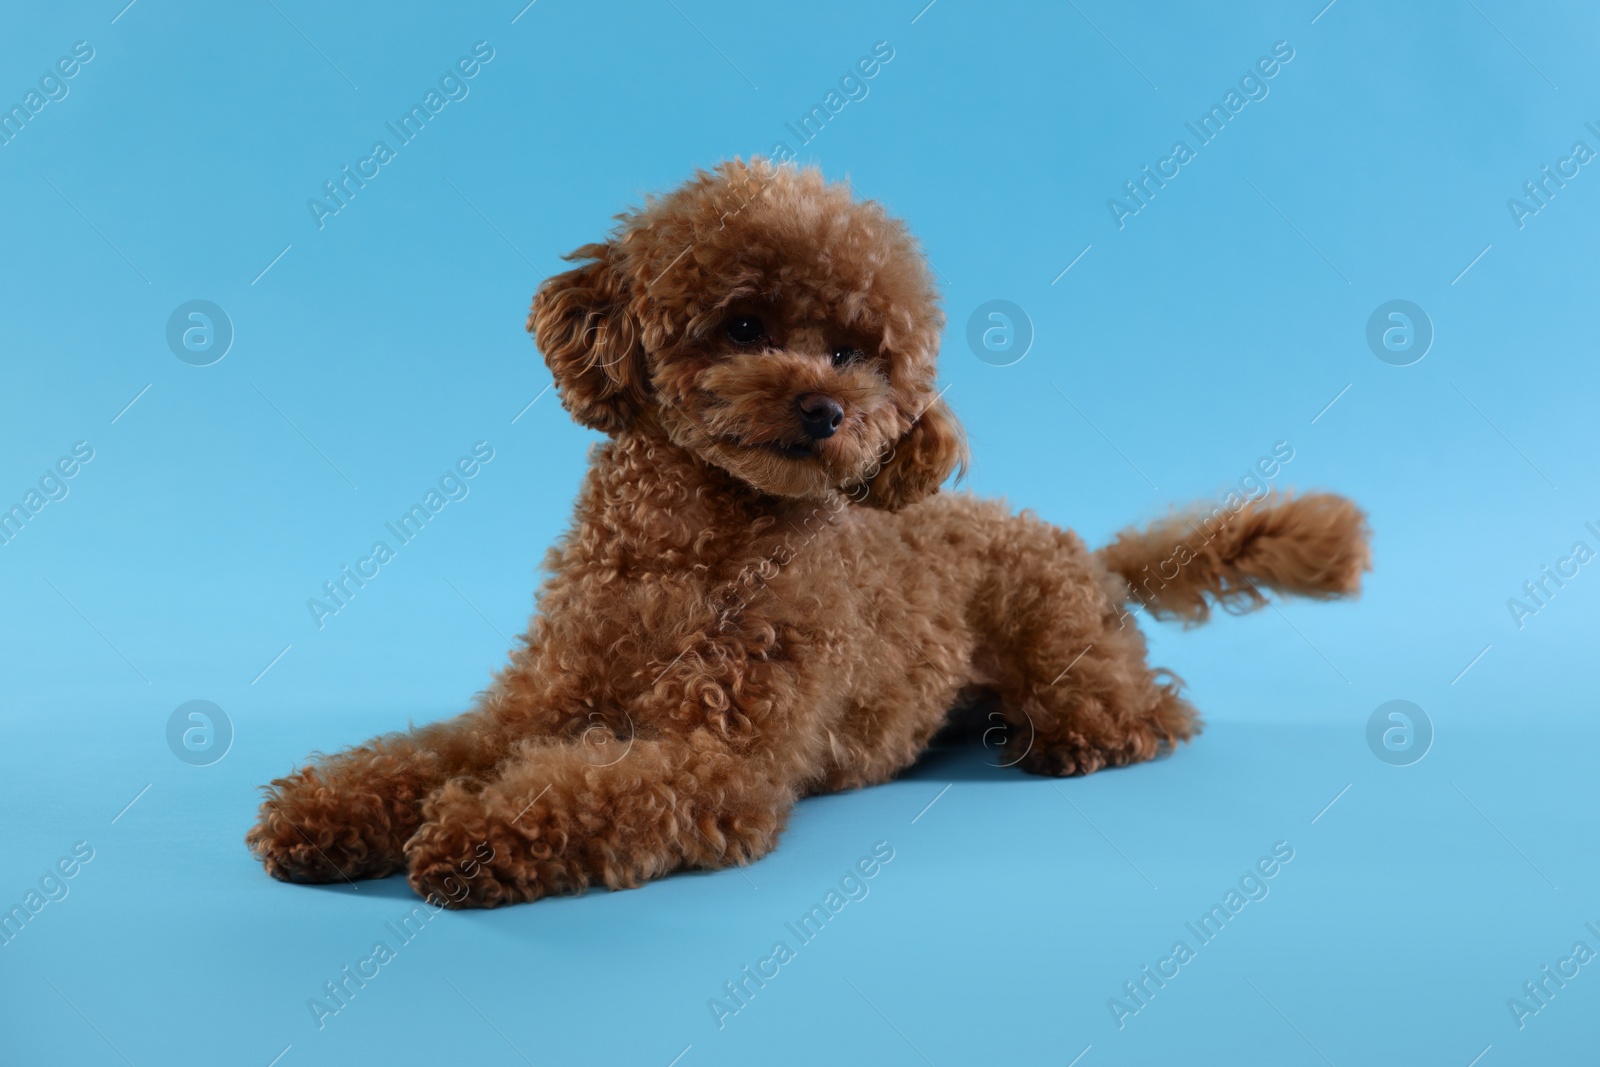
527, 241, 646, 435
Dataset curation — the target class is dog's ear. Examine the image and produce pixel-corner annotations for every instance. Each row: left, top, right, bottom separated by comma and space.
856, 395, 967, 511
527, 242, 647, 434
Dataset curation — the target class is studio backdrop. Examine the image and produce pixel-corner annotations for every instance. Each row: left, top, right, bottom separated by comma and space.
1, 1, 1596, 1064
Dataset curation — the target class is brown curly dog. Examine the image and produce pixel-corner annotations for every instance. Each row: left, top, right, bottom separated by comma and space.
247, 159, 1370, 908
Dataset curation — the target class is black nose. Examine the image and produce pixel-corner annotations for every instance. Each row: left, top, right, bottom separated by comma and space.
796, 393, 844, 439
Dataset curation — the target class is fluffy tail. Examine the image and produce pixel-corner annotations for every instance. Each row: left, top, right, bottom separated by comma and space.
1095, 492, 1370, 624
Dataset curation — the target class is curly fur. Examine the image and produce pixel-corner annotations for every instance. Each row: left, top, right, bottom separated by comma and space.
247, 159, 1371, 907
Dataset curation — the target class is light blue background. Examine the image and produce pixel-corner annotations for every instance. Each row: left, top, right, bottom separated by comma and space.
2, 1, 1596, 1064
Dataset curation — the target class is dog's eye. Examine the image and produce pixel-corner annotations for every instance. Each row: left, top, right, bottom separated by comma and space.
725, 315, 766, 346
831, 346, 862, 368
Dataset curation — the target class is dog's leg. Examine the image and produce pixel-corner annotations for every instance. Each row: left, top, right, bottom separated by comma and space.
975, 514, 1199, 777
404, 734, 792, 907
989, 617, 1198, 777
246, 711, 505, 883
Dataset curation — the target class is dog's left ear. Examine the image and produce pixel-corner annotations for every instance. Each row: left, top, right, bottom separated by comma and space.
855, 396, 967, 511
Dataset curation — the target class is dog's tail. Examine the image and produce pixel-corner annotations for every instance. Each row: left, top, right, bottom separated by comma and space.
1094, 492, 1370, 625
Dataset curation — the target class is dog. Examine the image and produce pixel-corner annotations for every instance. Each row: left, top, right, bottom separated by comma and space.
247, 159, 1370, 908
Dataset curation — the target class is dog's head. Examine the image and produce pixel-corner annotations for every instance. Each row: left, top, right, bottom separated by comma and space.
528, 159, 965, 510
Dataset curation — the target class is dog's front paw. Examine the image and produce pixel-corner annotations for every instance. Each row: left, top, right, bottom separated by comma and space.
246, 770, 404, 883
403, 779, 590, 908
404, 824, 525, 909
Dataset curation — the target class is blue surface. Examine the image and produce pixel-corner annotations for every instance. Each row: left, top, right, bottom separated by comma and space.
2, 1, 1597, 1064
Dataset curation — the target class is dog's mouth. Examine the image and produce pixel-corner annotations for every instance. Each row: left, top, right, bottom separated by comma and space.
716, 434, 818, 461
763, 440, 818, 460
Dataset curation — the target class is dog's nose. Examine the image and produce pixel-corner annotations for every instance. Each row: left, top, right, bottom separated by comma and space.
796, 393, 844, 439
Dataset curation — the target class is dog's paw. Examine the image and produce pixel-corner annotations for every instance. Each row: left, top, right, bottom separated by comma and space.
402, 780, 590, 908
246, 772, 404, 883
1014, 742, 1110, 777
1015, 723, 1190, 778
404, 825, 525, 909
403, 820, 556, 909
